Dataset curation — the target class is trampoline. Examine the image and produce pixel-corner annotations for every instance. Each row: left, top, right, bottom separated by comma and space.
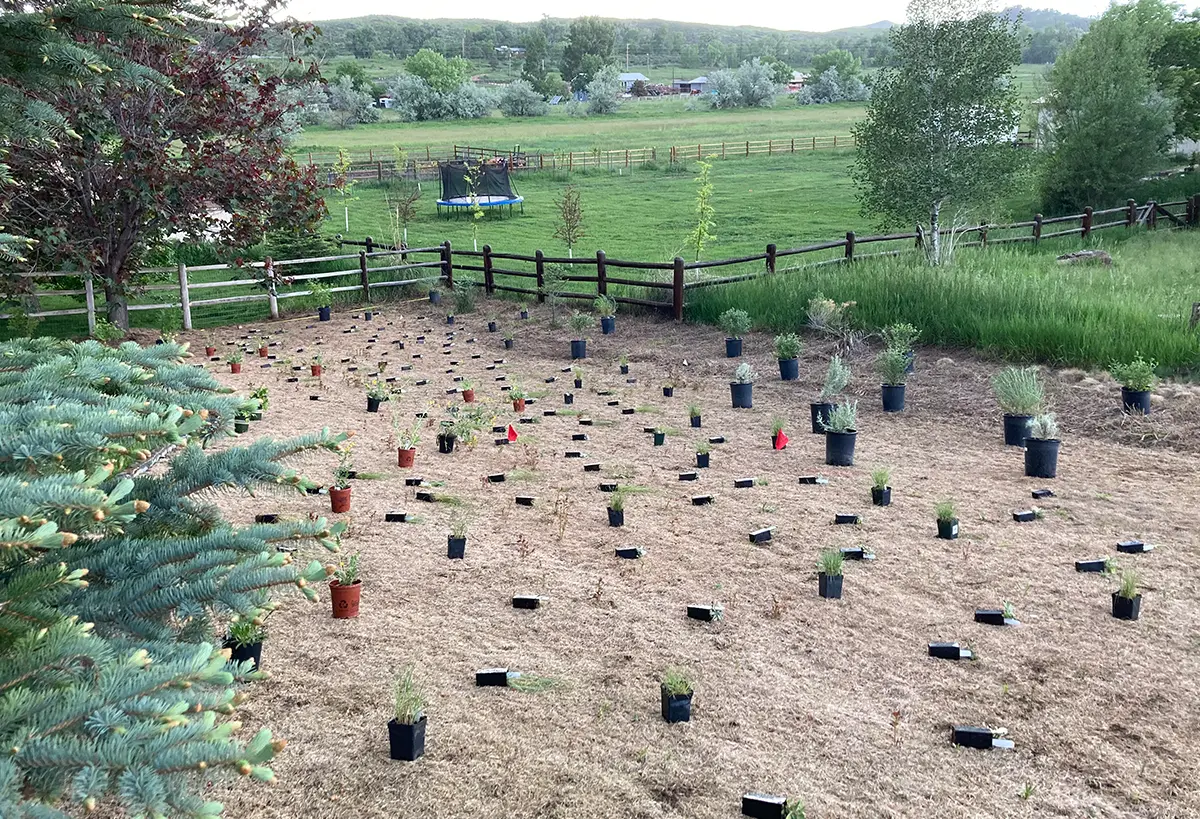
436, 159, 524, 218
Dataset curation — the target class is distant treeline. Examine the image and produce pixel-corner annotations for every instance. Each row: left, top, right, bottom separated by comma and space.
277, 7, 1090, 70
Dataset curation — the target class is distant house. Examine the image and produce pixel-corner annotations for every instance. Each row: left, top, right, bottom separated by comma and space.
787, 71, 810, 92
494, 46, 526, 56
618, 72, 649, 91
672, 76, 708, 94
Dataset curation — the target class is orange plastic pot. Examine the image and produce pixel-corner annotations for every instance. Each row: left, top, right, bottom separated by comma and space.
330, 579, 361, 619
330, 486, 351, 513
204, 346, 216, 356
513, 398, 526, 413
462, 389, 475, 403
229, 363, 242, 374
397, 447, 416, 468
311, 364, 322, 377
258, 346, 268, 357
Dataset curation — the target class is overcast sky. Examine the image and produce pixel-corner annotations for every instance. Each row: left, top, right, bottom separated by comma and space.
282, 1, 1113, 31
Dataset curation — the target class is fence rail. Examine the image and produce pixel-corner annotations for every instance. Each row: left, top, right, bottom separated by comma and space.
6, 195, 1197, 334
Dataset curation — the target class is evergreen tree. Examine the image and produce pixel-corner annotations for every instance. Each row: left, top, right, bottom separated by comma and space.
0, 338, 346, 817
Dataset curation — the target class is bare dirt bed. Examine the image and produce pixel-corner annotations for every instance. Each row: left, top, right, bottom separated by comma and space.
191, 301, 1200, 819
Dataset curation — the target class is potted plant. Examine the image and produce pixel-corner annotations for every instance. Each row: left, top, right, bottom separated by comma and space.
429, 287, 442, 305
882, 322, 920, 372
249, 386, 268, 420
653, 428, 666, 446
594, 294, 617, 335
518, 301, 529, 319
774, 333, 802, 381
1111, 570, 1141, 621
662, 380, 676, 398
503, 330, 515, 350
876, 348, 909, 412
718, 308, 752, 357
822, 400, 857, 466
447, 515, 468, 559
330, 448, 353, 513
461, 378, 476, 403
310, 282, 333, 321
389, 665, 428, 761
688, 404, 702, 428
256, 336, 269, 358
509, 385, 527, 413
936, 499, 958, 540
1025, 413, 1060, 478
573, 367, 584, 389
568, 311, 592, 359
1109, 354, 1158, 416
227, 351, 244, 374
311, 354, 323, 377
364, 305, 375, 321
818, 549, 844, 599
224, 618, 267, 670
660, 667, 694, 723
812, 356, 850, 433
695, 441, 711, 468
329, 552, 361, 619
991, 367, 1044, 447
234, 407, 252, 434
366, 379, 389, 413
204, 336, 217, 357
770, 417, 788, 450
487, 315, 498, 333
436, 420, 457, 454
871, 467, 891, 507
607, 489, 626, 527
619, 354, 630, 375
394, 413, 420, 468
730, 362, 758, 409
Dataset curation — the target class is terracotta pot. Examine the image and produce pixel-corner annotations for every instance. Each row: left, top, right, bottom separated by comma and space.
513, 398, 526, 413
330, 579, 361, 619
204, 346, 216, 356
311, 364, 322, 377
462, 389, 475, 403
258, 347, 268, 357
397, 447, 416, 467
330, 486, 351, 513
229, 363, 242, 374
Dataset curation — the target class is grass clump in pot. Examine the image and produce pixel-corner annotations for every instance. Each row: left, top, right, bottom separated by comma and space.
991, 367, 1044, 415
593, 294, 617, 317
871, 467, 891, 490
393, 664, 427, 725
935, 499, 957, 522
818, 548, 844, 577
1117, 569, 1140, 600
661, 666, 694, 696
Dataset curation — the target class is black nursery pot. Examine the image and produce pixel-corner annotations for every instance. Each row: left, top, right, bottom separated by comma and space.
690, 415, 701, 428
872, 486, 892, 507
1003, 414, 1032, 447
564, 393, 574, 404
447, 536, 466, 559
601, 316, 616, 335
778, 358, 799, 381
367, 397, 382, 413
1121, 387, 1151, 415
428, 290, 441, 304
364, 310, 373, 321
1111, 593, 1142, 621
881, 384, 906, 412
825, 430, 857, 467
388, 717, 426, 761
317, 306, 331, 322
818, 572, 843, 599
234, 420, 250, 434
725, 337, 742, 358
607, 508, 624, 527
570, 339, 587, 359
1024, 438, 1060, 479
504, 339, 514, 350
653, 432, 666, 446
620, 364, 629, 374
660, 687, 693, 723
696, 452, 710, 468
224, 640, 262, 670
488, 321, 497, 332
730, 382, 753, 409
905, 349, 915, 374
937, 518, 959, 540
810, 402, 833, 433
437, 433, 457, 454
662, 386, 674, 397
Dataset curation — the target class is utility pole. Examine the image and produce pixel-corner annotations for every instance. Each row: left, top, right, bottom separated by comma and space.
462, 33, 466, 59
626, 44, 630, 70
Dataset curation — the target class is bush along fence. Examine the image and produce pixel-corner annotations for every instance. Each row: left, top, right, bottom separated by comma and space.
4, 194, 1198, 335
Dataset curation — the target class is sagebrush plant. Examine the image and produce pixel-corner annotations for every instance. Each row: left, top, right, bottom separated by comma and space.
773, 332, 802, 360
1030, 412, 1060, 440
818, 549, 844, 577
806, 294, 853, 336
662, 666, 694, 695
822, 400, 858, 432
568, 310, 593, 336
718, 307, 752, 338
732, 362, 759, 384
882, 321, 920, 352
991, 366, 1044, 415
1118, 569, 1140, 599
936, 499, 958, 521
1109, 354, 1159, 391
875, 347, 910, 385
593, 294, 617, 316
392, 664, 427, 725
871, 467, 891, 489
820, 355, 851, 399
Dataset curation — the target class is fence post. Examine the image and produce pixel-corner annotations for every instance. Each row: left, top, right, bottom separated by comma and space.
377, 161, 383, 182
791, 138, 795, 153
482, 245, 495, 295
1033, 214, 1043, 243
596, 250, 607, 296
745, 141, 749, 157
768, 139, 772, 154
535, 250, 546, 303
844, 231, 856, 263
1126, 199, 1137, 228
979, 222, 988, 248
1148, 201, 1158, 230
672, 257, 685, 321
265, 257, 279, 320
365, 235, 374, 254
177, 261, 192, 330
441, 241, 454, 288
359, 251, 370, 302
721, 142, 726, 159
812, 136, 816, 150
766, 243, 776, 274
1081, 206, 1093, 239
84, 274, 96, 337
1187, 194, 1196, 226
